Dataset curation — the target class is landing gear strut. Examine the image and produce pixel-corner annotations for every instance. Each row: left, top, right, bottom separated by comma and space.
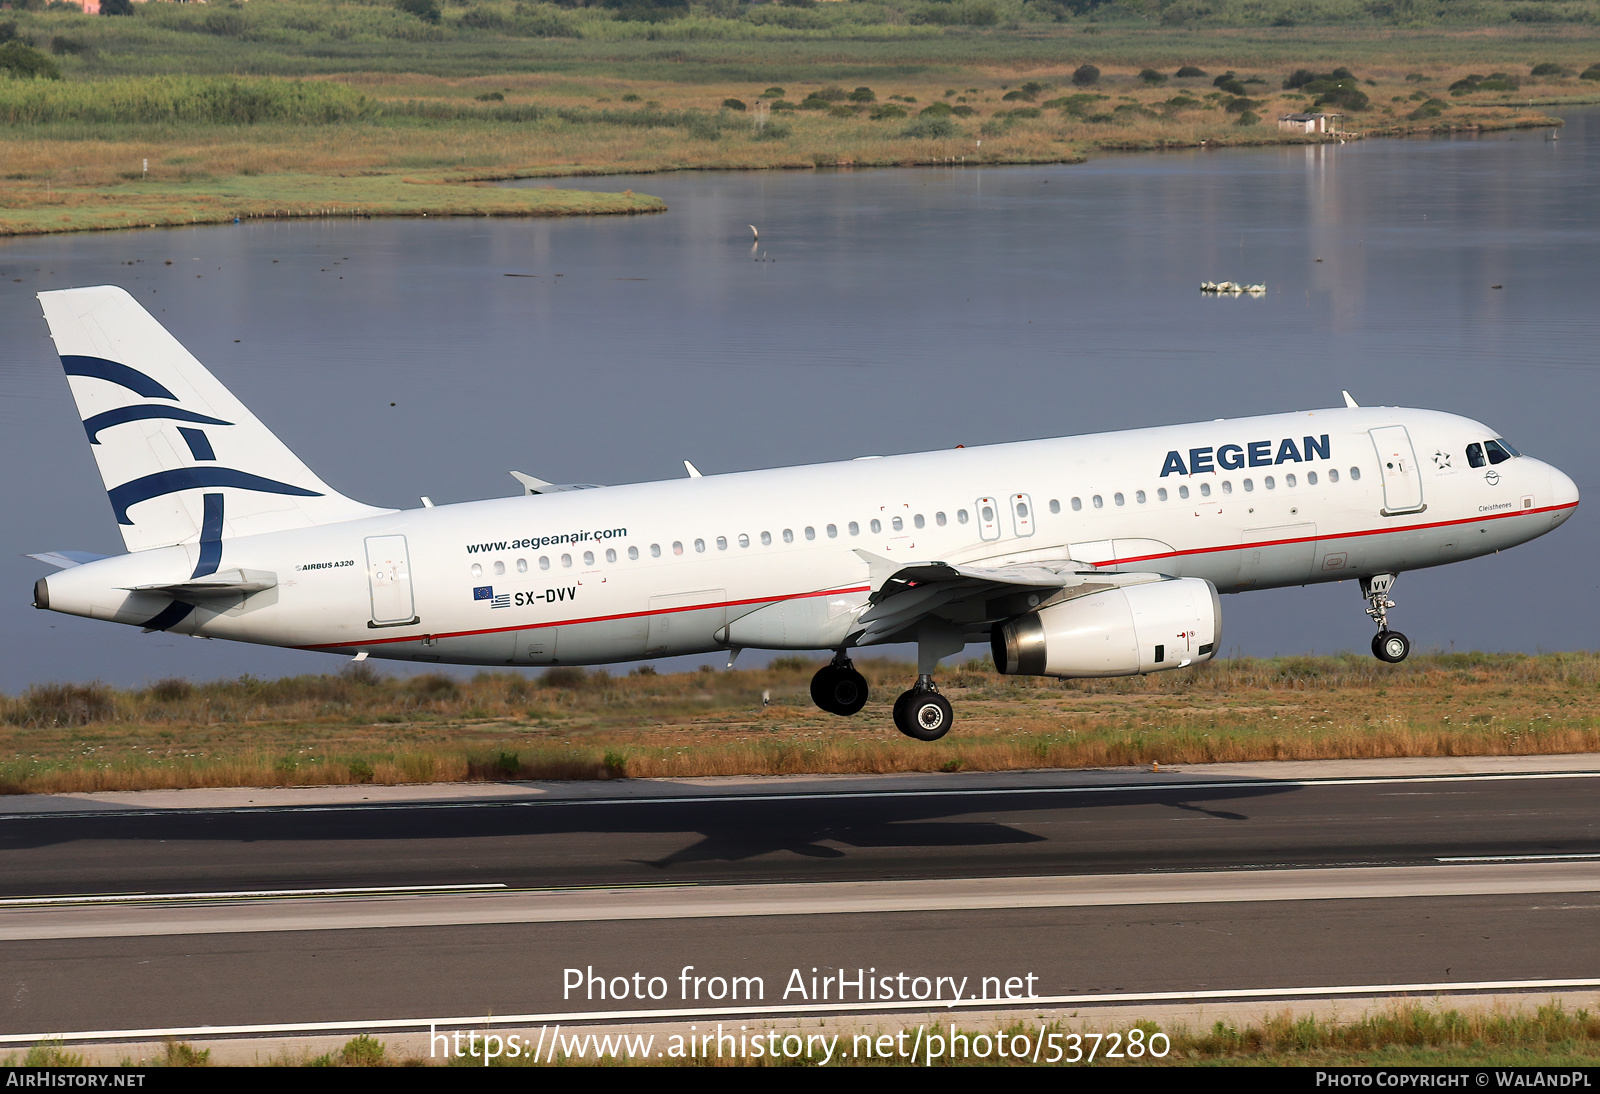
810, 653, 869, 716
893, 676, 953, 741
1362, 573, 1410, 664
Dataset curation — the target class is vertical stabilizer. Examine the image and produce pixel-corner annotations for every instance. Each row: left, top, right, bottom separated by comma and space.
39, 286, 393, 556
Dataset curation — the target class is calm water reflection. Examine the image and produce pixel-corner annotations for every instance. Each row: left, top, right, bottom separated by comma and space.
1, 111, 1593, 687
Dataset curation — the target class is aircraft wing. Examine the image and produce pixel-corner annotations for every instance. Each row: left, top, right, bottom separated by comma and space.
849, 551, 1165, 645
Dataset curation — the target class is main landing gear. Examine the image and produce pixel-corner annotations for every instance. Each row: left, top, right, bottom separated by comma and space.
1362, 573, 1411, 664
810, 655, 869, 716
892, 677, 953, 742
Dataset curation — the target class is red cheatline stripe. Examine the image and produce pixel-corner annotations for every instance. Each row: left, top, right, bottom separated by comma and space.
304, 500, 1577, 652
302, 584, 873, 651
1095, 500, 1577, 566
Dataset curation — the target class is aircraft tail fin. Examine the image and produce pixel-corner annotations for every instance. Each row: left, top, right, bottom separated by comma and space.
38, 286, 393, 557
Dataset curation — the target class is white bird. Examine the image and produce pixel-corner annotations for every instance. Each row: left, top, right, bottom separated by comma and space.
748, 224, 759, 241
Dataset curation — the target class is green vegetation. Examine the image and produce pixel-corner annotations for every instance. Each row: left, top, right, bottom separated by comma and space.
2, 651, 1596, 793
0, 2, 1589, 231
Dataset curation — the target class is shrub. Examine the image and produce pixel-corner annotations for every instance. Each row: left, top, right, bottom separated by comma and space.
919, 100, 954, 115
868, 103, 906, 120
1139, 68, 1167, 84
396, 0, 441, 23
408, 672, 460, 700
99, 0, 134, 15
809, 85, 848, 102
759, 86, 784, 98
541, 666, 588, 689
1071, 64, 1100, 87
1235, 110, 1260, 126
348, 760, 374, 783
722, 97, 745, 111
848, 86, 876, 102
147, 677, 193, 702
753, 120, 791, 139
10, 683, 115, 726
1175, 65, 1206, 78
476, 90, 504, 101
49, 36, 88, 56
1530, 63, 1570, 77
901, 114, 957, 138
1581, 65, 1600, 82
340, 1035, 386, 1067
162, 1042, 209, 1067
0, 41, 60, 79
1001, 88, 1034, 102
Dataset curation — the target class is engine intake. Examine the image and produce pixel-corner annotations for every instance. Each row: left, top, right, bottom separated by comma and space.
991, 577, 1221, 678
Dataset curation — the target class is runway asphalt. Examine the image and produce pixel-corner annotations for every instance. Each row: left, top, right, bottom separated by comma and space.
1, 756, 1596, 1046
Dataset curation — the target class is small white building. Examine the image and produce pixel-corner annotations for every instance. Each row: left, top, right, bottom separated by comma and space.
1278, 112, 1340, 134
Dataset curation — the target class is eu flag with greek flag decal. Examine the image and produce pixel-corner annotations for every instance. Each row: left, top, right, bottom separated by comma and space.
473, 586, 493, 601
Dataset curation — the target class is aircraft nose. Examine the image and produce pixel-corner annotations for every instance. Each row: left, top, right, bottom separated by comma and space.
1548, 463, 1580, 510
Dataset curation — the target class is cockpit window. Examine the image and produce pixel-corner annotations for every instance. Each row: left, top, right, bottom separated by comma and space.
1466, 442, 1485, 468
1484, 439, 1513, 465
1492, 438, 1521, 458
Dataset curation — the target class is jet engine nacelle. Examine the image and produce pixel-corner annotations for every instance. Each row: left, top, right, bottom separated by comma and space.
991, 577, 1221, 678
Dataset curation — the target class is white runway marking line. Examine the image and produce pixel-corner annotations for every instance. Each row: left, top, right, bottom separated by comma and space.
5, 769, 1599, 821
6, 977, 1600, 1046
1, 862, 1597, 941
1437, 853, 1600, 863
0, 884, 508, 908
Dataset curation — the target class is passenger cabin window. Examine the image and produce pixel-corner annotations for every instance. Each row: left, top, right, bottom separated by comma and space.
1114, 493, 1125, 506
1071, 497, 1082, 511
562, 553, 573, 567
1285, 474, 1295, 488
1049, 499, 1060, 514
935, 512, 947, 526
870, 519, 882, 534
672, 542, 683, 556
805, 527, 815, 540
1350, 467, 1362, 480
606, 548, 617, 563
717, 536, 728, 550
493, 561, 505, 575
913, 514, 925, 529
1179, 486, 1189, 499
957, 510, 969, 524
827, 524, 838, 538
694, 539, 705, 553
628, 546, 639, 561
649, 545, 661, 558
783, 529, 794, 543
1242, 479, 1253, 492
517, 558, 528, 573
1328, 469, 1340, 483
738, 534, 750, 548
1306, 472, 1317, 485
1092, 495, 1103, 509
1222, 481, 1233, 494
540, 556, 551, 570
471, 563, 483, 578
1200, 483, 1211, 497
582, 551, 594, 566
1157, 488, 1168, 502
891, 517, 903, 531
1136, 490, 1146, 504
849, 522, 860, 536
761, 531, 772, 546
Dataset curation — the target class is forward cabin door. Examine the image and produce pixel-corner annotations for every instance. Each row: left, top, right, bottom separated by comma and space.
1369, 426, 1425, 514
365, 535, 417, 627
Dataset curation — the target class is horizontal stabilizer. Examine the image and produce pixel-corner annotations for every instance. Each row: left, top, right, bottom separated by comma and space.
509, 471, 606, 495
129, 568, 277, 599
28, 551, 110, 570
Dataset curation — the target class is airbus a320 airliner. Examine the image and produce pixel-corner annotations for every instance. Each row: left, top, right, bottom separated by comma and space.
30, 287, 1579, 740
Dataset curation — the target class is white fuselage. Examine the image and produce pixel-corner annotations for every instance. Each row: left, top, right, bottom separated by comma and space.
38, 406, 1579, 668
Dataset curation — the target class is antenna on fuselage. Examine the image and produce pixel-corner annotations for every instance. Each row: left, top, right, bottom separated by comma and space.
1342, 390, 1360, 408
684, 460, 703, 478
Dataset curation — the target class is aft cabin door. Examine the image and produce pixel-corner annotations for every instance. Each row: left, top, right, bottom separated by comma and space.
365, 535, 418, 627
1369, 426, 1425, 515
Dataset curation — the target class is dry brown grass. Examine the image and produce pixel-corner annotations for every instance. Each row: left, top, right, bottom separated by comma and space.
3, 652, 1596, 793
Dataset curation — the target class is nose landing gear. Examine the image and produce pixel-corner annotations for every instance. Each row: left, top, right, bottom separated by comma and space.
1362, 573, 1411, 663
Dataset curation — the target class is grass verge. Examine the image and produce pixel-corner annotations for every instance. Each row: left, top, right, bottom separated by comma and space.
2, 651, 1596, 793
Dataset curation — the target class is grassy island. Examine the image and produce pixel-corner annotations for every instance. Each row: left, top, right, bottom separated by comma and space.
1, 0, 1597, 235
